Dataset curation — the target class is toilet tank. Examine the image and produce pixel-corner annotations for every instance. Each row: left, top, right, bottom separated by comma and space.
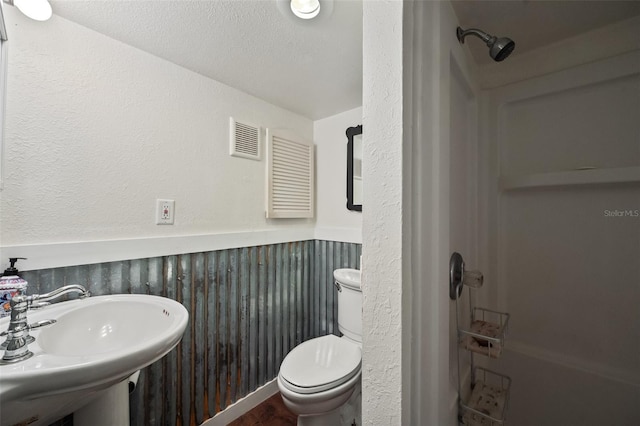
333, 269, 362, 343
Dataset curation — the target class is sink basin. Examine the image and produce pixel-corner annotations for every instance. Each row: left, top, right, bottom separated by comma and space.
0, 294, 189, 426
333, 268, 361, 289
38, 297, 182, 357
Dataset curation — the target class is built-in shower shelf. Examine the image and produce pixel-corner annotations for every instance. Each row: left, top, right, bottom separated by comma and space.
459, 308, 510, 359
499, 166, 640, 191
460, 367, 511, 426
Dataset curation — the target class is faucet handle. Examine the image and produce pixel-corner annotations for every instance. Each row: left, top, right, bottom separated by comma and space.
0, 319, 56, 337
29, 302, 51, 310
27, 319, 56, 330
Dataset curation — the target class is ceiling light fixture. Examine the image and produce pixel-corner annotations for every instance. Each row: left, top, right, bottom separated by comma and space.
276, 0, 332, 24
290, 0, 321, 20
4, 0, 52, 22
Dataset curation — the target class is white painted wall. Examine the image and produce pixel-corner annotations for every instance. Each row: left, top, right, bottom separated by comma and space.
482, 24, 640, 425
314, 107, 362, 243
404, 2, 483, 425
359, 1, 477, 424
361, 1, 407, 424
0, 8, 313, 259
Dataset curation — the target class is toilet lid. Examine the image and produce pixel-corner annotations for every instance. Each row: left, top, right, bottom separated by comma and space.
279, 334, 362, 394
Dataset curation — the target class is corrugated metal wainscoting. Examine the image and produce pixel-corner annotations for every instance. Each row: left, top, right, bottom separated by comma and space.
23, 239, 361, 426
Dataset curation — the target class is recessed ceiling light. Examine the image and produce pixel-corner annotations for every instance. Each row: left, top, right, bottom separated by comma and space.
290, 0, 321, 20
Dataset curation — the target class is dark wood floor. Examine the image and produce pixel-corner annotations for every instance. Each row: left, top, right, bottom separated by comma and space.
227, 393, 297, 426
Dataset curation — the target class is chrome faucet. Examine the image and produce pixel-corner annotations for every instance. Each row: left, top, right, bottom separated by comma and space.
0, 285, 90, 364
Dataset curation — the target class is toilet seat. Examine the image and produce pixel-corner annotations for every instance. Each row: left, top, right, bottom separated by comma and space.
279, 334, 361, 394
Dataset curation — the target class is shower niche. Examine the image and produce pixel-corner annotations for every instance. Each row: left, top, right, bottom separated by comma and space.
450, 252, 511, 426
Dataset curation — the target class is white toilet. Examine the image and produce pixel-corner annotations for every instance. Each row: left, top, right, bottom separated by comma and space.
277, 268, 362, 426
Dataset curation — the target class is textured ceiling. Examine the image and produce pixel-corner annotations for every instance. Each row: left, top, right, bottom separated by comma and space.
47, 1, 640, 120
50, 0, 363, 121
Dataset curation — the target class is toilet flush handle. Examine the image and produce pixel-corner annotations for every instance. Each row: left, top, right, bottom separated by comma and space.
334, 281, 342, 292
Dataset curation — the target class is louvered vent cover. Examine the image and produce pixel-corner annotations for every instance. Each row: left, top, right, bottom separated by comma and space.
230, 117, 261, 160
266, 129, 314, 218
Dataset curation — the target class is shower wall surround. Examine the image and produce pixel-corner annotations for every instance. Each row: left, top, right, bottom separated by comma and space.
485, 49, 640, 425
23, 239, 361, 425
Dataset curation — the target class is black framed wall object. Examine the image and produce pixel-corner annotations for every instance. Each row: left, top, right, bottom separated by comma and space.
346, 125, 363, 212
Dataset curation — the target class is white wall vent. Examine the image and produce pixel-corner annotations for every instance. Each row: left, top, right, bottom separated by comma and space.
266, 129, 314, 218
230, 117, 261, 160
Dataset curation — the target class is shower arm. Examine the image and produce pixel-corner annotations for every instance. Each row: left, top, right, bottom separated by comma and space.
456, 27, 496, 46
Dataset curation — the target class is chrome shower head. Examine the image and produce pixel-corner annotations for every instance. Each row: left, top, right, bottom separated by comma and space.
456, 27, 515, 62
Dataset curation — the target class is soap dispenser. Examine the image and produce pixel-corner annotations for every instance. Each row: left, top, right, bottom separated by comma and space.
0, 258, 28, 318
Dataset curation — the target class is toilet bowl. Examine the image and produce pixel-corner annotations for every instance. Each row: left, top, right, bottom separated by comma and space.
277, 269, 362, 426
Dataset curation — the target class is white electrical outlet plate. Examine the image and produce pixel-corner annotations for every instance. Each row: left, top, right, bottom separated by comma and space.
156, 199, 175, 225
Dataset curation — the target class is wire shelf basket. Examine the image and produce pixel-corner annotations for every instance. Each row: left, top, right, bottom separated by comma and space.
460, 367, 511, 426
459, 307, 510, 359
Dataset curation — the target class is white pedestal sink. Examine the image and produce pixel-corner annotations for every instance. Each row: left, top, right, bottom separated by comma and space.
0, 294, 189, 426
73, 377, 131, 426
